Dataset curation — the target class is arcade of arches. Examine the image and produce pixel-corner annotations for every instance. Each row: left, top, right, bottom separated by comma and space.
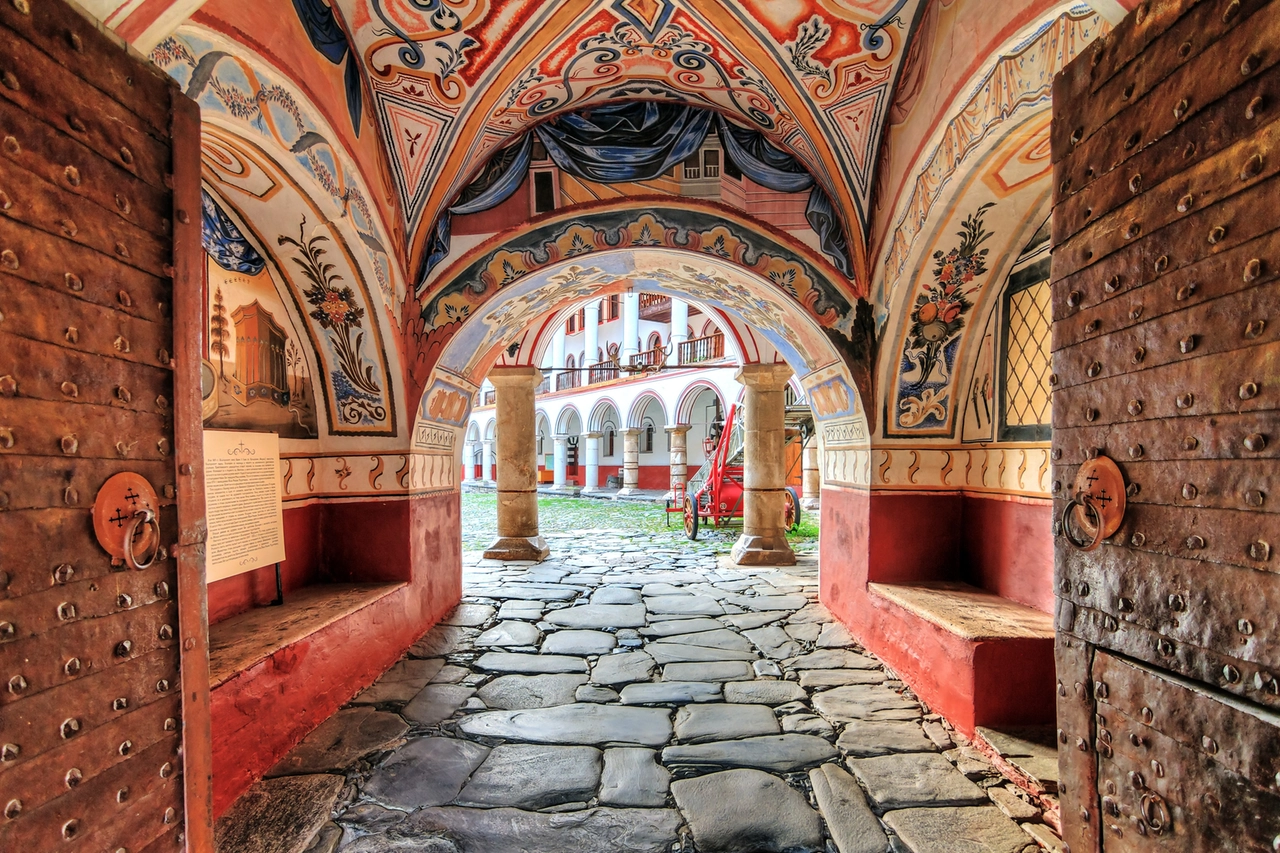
2, 0, 1278, 850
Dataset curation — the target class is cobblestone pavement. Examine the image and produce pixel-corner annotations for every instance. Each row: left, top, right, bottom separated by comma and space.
218, 533, 1058, 853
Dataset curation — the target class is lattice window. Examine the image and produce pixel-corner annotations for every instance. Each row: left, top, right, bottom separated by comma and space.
999, 265, 1052, 441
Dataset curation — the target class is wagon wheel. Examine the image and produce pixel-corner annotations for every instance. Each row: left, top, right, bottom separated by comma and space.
783, 487, 802, 531
684, 496, 700, 540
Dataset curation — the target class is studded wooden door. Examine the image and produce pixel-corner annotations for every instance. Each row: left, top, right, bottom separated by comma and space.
1051, 0, 1280, 849
0, 2, 211, 852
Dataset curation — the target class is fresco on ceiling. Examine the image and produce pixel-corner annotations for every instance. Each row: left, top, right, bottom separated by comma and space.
892, 202, 993, 433
203, 132, 397, 436
150, 28, 401, 315
292, 0, 364, 135
204, 256, 319, 439
411, 203, 854, 392
873, 6, 1101, 322
343, 0, 926, 281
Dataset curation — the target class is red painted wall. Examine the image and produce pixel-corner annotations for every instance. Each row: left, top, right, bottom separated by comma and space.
208, 503, 323, 625
962, 496, 1054, 613
209, 493, 462, 816
820, 486, 1055, 736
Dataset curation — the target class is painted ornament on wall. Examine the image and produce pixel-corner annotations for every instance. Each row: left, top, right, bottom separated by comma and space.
278, 220, 388, 429
204, 258, 319, 439
895, 202, 993, 431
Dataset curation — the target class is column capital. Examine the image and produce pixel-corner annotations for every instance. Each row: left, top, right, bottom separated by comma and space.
665, 424, 692, 435
583, 431, 603, 439
487, 365, 544, 387
552, 433, 571, 443
620, 427, 642, 437
735, 362, 793, 391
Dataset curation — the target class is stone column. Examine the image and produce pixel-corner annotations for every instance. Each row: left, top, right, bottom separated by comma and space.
731, 363, 796, 566
483, 366, 550, 561
622, 292, 640, 359
801, 438, 821, 510
584, 300, 600, 365
618, 428, 641, 495
582, 431, 601, 492
552, 434, 568, 488
462, 442, 475, 482
666, 425, 691, 498
481, 439, 494, 484
671, 299, 689, 348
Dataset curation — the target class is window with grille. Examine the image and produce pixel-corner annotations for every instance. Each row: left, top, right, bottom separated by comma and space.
642, 417, 655, 453
603, 423, 616, 457
999, 258, 1052, 441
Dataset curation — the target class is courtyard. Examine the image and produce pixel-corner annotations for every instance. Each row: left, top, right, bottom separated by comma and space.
217, 498, 1059, 853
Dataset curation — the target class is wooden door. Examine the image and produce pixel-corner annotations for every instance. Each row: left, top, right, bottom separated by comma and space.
0, 2, 210, 850
1051, 0, 1280, 848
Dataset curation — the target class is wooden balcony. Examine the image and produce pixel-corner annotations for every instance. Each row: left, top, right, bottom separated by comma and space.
589, 363, 619, 384
555, 370, 581, 392
678, 332, 724, 365
535, 375, 551, 395
638, 292, 672, 322
629, 347, 666, 369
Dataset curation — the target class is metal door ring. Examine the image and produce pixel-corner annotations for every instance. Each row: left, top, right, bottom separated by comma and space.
1062, 493, 1105, 551
123, 509, 161, 570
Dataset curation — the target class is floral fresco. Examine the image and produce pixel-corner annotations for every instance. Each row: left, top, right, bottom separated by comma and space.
893, 202, 994, 432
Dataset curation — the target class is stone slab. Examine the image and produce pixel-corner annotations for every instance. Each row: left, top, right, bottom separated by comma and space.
474, 652, 587, 674
812, 686, 920, 722
849, 753, 988, 810
780, 714, 834, 738
837, 720, 935, 757
405, 807, 682, 853
269, 708, 408, 775
661, 661, 754, 682
576, 685, 621, 703
799, 669, 885, 689
455, 744, 602, 809
443, 604, 496, 627
457, 704, 673, 747
599, 748, 670, 807
353, 659, 445, 704
471, 584, 579, 601
883, 807, 1038, 853
809, 764, 888, 853
403, 684, 477, 726
743, 626, 801, 659
545, 604, 648, 629
475, 674, 588, 710
640, 618, 726, 637
476, 621, 542, 647
591, 651, 656, 685
411, 626, 478, 657
815, 622, 857, 648
655, 628, 755, 653
644, 595, 725, 616
364, 737, 490, 810
619, 681, 722, 705
722, 612, 782, 630
215, 774, 345, 853
671, 769, 822, 853
674, 703, 780, 743
591, 587, 642, 605
497, 600, 545, 620
722, 680, 807, 705
784, 650, 880, 670
646, 643, 758, 664
724, 594, 809, 611
989, 786, 1042, 822
541, 629, 616, 655
662, 734, 836, 772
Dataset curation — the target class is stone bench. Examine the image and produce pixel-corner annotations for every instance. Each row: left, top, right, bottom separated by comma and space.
865, 581, 1055, 735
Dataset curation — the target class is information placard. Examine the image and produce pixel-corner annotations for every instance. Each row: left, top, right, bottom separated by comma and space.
203, 429, 286, 582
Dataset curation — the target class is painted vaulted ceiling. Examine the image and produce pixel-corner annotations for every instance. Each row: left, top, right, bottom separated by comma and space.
83, 0, 1140, 449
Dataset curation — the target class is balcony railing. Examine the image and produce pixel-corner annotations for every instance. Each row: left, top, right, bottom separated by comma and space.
589, 363, 618, 384
678, 333, 724, 365
535, 375, 551, 395
638, 292, 672, 322
555, 370, 581, 392
629, 347, 666, 369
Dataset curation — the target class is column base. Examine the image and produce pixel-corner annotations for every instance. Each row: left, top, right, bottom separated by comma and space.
483, 535, 551, 562
730, 534, 796, 566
